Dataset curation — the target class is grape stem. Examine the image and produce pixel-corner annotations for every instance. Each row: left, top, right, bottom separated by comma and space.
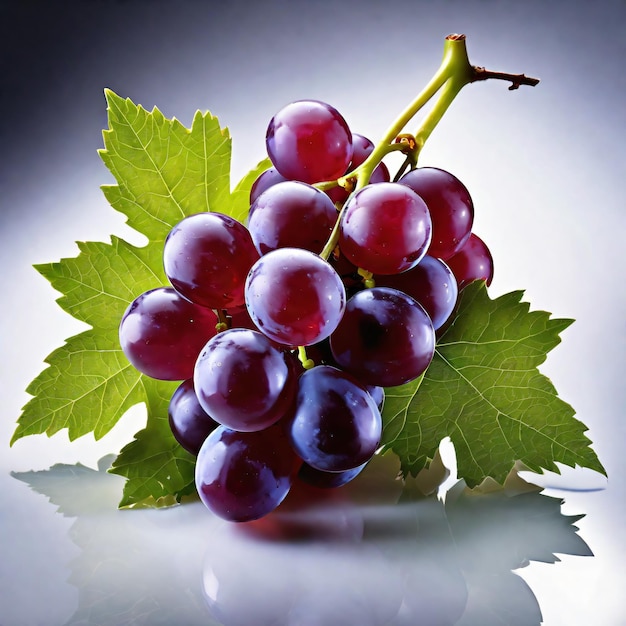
318, 33, 539, 261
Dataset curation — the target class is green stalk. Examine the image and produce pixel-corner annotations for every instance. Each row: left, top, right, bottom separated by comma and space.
318, 34, 538, 262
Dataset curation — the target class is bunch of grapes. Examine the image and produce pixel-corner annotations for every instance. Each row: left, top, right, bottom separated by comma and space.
119, 99, 494, 523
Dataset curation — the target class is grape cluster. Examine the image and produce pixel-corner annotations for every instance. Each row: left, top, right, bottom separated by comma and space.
118, 98, 494, 522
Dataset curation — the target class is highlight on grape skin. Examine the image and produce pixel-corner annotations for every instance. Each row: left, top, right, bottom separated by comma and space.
163, 212, 259, 310
266, 99, 353, 184
286, 365, 382, 473
330, 287, 436, 388
244, 247, 347, 347
118, 287, 218, 381
338, 182, 433, 275
398, 166, 474, 261
193, 328, 297, 433
194, 424, 299, 523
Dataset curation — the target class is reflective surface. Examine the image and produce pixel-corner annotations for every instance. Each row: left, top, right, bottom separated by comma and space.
4, 452, 606, 626
2, 1, 625, 624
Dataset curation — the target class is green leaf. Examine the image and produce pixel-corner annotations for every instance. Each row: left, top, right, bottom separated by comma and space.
14, 90, 261, 506
109, 376, 197, 508
382, 281, 606, 487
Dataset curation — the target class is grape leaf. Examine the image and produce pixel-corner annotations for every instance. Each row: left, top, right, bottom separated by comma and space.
381, 281, 606, 486
12, 90, 267, 506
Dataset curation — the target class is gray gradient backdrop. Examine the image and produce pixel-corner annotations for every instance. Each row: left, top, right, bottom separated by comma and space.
1, 1, 625, 624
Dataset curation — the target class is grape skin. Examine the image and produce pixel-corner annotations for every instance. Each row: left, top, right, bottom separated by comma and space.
119, 287, 218, 381
245, 247, 346, 347
286, 365, 382, 472
247, 180, 338, 255
330, 287, 435, 387
445, 232, 494, 289
193, 328, 297, 432
374, 255, 458, 330
163, 212, 259, 310
398, 167, 474, 261
266, 100, 353, 184
168, 379, 219, 456
195, 424, 298, 522
338, 182, 432, 275
298, 461, 367, 489
249, 167, 289, 204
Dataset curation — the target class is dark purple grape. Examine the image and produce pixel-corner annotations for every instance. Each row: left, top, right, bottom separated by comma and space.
249, 167, 289, 204
194, 328, 297, 432
365, 384, 385, 410
298, 461, 367, 488
286, 365, 381, 472
195, 424, 298, 522
330, 287, 435, 387
119, 287, 218, 381
374, 255, 458, 330
338, 182, 432, 275
168, 379, 219, 455
266, 100, 353, 184
245, 247, 346, 347
163, 212, 259, 309
398, 167, 474, 260
445, 232, 494, 289
247, 181, 338, 255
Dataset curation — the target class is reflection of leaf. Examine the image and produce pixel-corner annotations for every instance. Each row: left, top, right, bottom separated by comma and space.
383, 282, 605, 487
12, 456, 594, 626
447, 479, 592, 570
445, 479, 592, 626
13, 458, 220, 626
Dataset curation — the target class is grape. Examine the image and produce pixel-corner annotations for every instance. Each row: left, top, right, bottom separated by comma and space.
338, 182, 432, 275
194, 328, 297, 432
168, 379, 219, 455
445, 232, 494, 289
266, 100, 353, 184
245, 247, 346, 347
298, 461, 367, 489
374, 255, 458, 330
247, 181, 338, 255
329, 251, 363, 294
286, 365, 382, 472
398, 167, 473, 260
163, 212, 259, 310
195, 424, 298, 522
326, 133, 391, 206
249, 167, 289, 204
365, 385, 385, 410
330, 287, 435, 387
119, 287, 218, 381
